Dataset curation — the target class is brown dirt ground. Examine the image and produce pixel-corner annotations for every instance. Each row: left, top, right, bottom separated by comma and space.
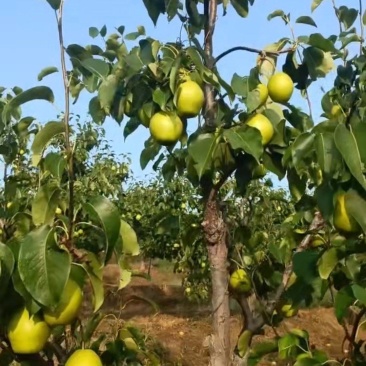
80, 264, 365, 366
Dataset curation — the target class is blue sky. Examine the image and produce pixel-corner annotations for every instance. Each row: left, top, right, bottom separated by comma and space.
0, 0, 358, 183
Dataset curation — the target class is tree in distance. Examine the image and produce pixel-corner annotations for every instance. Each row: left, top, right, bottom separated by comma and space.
333, 191, 361, 234
65, 349, 103, 366
43, 278, 83, 326
246, 113, 274, 145
267, 72, 294, 104
149, 111, 184, 146
175, 80, 204, 118
229, 269, 252, 293
254, 83, 269, 107
7, 307, 51, 354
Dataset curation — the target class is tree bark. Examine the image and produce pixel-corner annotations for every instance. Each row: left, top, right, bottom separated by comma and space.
202, 1, 231, 364
203, 191, 231, 366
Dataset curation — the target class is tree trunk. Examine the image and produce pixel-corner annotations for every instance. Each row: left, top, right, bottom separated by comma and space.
203, 193, 231, 366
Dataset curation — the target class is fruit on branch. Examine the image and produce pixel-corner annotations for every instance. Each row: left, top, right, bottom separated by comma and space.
333, 192, 361, 234
330, 105, 342, 119
138, 107, 151, 127
267, 72, 294, 103
278, 302, 298, 318
7, 307, 51, 354
175, 80, 204, 118
65, 349, 103, 366
149, 111, 184, 146
311, 234, 326, 248
43, 278, 83, 326
229, 269, 252, 293
253, 83, 269, 107
124, 94, 133, 117
246, 113, 274, 145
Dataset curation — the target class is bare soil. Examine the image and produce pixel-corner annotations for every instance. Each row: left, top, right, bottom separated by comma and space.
80, 264, 365, 366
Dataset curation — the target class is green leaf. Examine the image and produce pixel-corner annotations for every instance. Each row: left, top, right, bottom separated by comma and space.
224, 126, 263, 162
186, 0, 203, 27
363, 9, 366, 26
89, 27, 99, 38
352, 122, 366, 165
18, 225, 71, 307
98, 75, 118, 114
119, 269, 132, 290
338, 6, 358, 30
125, 26, 146, 40
142, 0, 166, 25
89, 96, 107, 124
284, 106, 314, 131
46, 0, 61, 10
100, 25, 107, 37
334, 124, 366, 190
83, 196, 121, 264
352, 284, 366, 306
290, 133, 315, 167
2, 86, 54, 124
311, 0, 324, 12
185, 47, 204, 71
124, 118, 140, 140
81, 254, 104, 312
318, 248, 340, 280
314, 132, 342, 177
278, 333, 299, 360
334, 285, 354, 322
294, 357, 321, 366
37, 67, 59, 81
293, 251, 319, 284
81, 58, 110, 79
32, 181, 61, 226
231, 0, 249, 18
31, 121, 66, 166
267, 10, 285, 21
188, 133, 219, 179
344, 189, 366, 233
296, 16, 317, 27
0, 243, 15, 298
153, 87, 171, 110
43, 152, 67, 178
306, 34, 337, 52
303, 47, 335, 79
120, 220, 140, 256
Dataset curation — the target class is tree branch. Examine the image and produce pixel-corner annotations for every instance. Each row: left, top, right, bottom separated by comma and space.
56, 0, 75, 247
236, 211, 325, 333
203, 0, 217, 130
359, 0, 364, 54
214, 46, 295, 66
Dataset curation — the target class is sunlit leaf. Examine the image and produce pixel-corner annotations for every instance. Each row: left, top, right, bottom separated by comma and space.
32, 181, 61, 226
31, 121, 66, 166
18, 225, 71, 307
83, 196, 121, 263
120, 219, 140, 256
37, 67, 59, 81
334, 124, 366, 190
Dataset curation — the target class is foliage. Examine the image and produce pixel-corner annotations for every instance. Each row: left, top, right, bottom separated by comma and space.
0, 0, 366, 365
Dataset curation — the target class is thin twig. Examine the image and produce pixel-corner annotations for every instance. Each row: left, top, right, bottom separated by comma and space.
56, 0, 75, 247
214, 46, 294, 66
359, 0, 364, 54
